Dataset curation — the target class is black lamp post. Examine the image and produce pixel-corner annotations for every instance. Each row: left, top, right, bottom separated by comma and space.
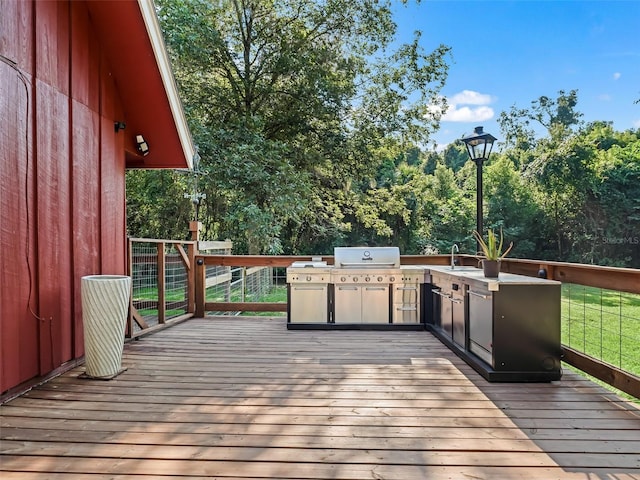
462, 126, 497, 252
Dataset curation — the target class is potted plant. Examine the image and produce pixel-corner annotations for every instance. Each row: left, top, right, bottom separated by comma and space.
472, 228, 513, 277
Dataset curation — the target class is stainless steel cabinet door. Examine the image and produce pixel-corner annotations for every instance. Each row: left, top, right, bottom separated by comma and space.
362, 285, 390, 323
468, 290, 493, 365
334, 285, 362, 323
451, 294, 465, 348
289, 285, 328, 323
441, 296, 453, 338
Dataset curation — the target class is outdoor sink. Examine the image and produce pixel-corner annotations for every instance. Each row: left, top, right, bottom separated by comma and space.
428, 265, 480, 273
427, 265, 485, 281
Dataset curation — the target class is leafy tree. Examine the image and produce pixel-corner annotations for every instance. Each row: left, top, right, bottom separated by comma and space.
586, 124, 640, 266
483, 155, 546, 259
498, 89, 583, 150
126, 170, 193, 239
530, 89, 583, 140
125, 5, 640, 268
421, 162, 475, 253
498, 106, 537, 152
441, 141, 468, 171
151, 0, 451, 253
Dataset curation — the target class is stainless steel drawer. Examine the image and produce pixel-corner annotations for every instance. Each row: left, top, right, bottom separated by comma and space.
393, 285, 419, 304
392, 304, 419, 323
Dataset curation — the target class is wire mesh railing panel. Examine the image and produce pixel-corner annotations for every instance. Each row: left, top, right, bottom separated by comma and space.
244, 267, 272, 301
204, 265, 286, 316
130, 241, 160, 332
129, 239, 193, 334
562, 283, 640, 377
204, 265, 236, 315
164, 245, 188, 319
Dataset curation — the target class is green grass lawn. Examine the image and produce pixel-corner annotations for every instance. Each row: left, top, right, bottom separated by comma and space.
561, 283, 640, 378
134, 286, 188, 302
241, 287, 287, 316
133, 285, 189, 320
204, 283, 287, 316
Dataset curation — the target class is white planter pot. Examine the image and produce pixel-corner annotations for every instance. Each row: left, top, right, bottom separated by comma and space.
81, 275, 131, 379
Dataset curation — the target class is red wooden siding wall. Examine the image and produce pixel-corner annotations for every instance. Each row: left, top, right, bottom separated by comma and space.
1, 1, 127, 394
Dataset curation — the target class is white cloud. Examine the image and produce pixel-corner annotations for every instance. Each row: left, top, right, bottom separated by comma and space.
434, 89, 496, 123
613, 72, 622, 80
633, 119, 640, 128
449, 90, 494, 106
442, 105, 494, 122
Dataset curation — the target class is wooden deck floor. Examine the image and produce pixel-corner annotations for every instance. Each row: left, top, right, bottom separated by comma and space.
1, 316, 639, 479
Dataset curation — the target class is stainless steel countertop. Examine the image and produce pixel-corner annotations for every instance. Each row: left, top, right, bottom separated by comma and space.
425, 265, 561, 291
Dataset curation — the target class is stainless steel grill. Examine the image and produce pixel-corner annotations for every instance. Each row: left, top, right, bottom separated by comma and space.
287, 248, 425, 328
331, 247, 398, 324
331, 247, 422, 325
333, 246, 400, 269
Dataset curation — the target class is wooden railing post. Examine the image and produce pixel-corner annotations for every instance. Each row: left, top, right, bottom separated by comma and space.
187, 222, 201, 314
126, 238, 134, 338
186, 243, 196, 314
189, 221, 201, 242
195, 256, 206, 318
157, 241, 166, 324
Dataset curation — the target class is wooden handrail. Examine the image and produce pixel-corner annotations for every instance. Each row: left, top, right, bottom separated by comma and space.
498, 258, 640, 295
195, 254, 639, 294
562, 346, 640, 399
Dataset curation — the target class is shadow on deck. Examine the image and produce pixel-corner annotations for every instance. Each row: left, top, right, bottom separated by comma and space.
1, 316, 639, 479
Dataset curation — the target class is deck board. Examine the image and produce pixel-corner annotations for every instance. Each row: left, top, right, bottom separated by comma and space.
1, 316, 639, 479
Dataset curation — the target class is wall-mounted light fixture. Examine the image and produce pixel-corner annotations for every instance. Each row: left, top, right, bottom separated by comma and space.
114, 121, 126, 132
135, 134, 149, 156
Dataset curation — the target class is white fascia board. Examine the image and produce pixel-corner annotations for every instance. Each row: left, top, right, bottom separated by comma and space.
138, 0, 195, 169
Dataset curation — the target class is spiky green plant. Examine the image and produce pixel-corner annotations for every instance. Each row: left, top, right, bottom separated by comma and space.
473, 228, 513, 260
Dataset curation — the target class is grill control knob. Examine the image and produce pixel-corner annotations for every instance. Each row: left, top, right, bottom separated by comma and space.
340, 277, 346, 282
389, 276, 396, 282
377, 276, 383, 282
365, 277, 370, 282
306, 275, 312, 282
353, 277, 359, 282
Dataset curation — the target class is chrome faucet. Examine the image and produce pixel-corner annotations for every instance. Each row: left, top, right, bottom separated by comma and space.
451, 243, 459, 269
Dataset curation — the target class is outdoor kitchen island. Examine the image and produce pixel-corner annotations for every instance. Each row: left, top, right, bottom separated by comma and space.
287, 253, 563, 383
426, 265, 562, 382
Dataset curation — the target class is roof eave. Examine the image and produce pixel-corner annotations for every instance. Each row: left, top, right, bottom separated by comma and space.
86, 0, 194, 170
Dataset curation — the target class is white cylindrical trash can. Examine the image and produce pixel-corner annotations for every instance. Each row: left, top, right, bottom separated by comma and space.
81, 275, 131, 379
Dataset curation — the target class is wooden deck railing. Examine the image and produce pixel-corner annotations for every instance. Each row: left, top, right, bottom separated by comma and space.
193, 253, 639, 399
125, 238, 230, 336
125, 243, 638, 398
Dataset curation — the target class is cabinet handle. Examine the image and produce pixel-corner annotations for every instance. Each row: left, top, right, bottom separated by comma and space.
338, 286, 358, 291
432, 290, 450, 299
293, 286, 325, 291
469, 290, 489, 299
450, 298, 463, 304
366, 287, 387, 291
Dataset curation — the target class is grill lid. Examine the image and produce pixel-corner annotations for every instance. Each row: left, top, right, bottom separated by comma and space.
334, 247, 400, 268
289, 261, 328, 268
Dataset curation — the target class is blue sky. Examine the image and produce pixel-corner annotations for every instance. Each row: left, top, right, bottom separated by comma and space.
392, 0, 640, 150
